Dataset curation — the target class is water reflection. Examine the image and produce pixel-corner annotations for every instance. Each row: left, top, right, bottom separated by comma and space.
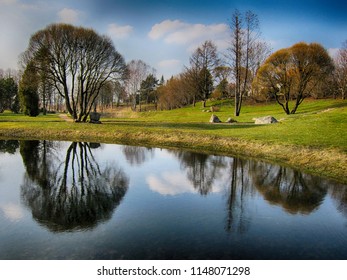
251, 162, 327, 214
1, 139, 347, 259
330, 183, 347, 218
0, 140, 19, 154
225, 158, 253, 233
172, 151, 226, 195
122, 146, 154, 166
19, 141, 129, 232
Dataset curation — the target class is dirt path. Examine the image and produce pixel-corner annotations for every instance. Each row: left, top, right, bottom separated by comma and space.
58, 114, 73, 122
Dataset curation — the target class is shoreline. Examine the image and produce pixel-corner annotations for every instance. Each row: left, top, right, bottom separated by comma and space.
1, 125, 346, 184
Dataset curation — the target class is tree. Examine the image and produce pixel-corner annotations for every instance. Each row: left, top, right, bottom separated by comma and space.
95, 80, 114, 112
256, 42, 334, 114
198, 67, 213, 105
212, 78, 230, 99
180, 67, 200, 106
189, 40, 220, 107
227, 10, 270, 116
334, 40, 347, 100
140, 74, 158, 105
125, 59, 154, 111
21, 23, 127, 122
214, 66, 231, 85
18, 62, 40, 116
0, 75, 18, 113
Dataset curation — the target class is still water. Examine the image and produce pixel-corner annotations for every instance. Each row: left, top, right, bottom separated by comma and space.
0, 140, 346, 260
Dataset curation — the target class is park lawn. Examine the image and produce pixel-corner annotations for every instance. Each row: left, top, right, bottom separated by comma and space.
102, 98, 347, 150
0, 98, 346, 182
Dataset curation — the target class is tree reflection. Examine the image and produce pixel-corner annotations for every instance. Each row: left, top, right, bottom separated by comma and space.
172, 151, 226, 195
171, 150, 255, 233
20, 140, 60, 190
0, 140, 19, 154
20, 141, 129, 232
251, 162, 327, 214
225, 158, 253, 233
122, 145, 154, 166
329, 183, 347, 218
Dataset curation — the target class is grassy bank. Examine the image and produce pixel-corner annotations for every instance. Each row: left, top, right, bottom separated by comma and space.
0, 98, 346, 183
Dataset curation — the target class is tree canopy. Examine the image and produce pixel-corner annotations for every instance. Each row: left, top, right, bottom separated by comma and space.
188, 40, 220, 107
0, 75, 18, 113
256, 42, 334, 114
19, 62, 40, 116
21, 23, 127, 122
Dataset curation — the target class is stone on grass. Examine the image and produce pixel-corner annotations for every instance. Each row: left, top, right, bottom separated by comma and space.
254, 116, 278, 124
209, 114, 221, 123
226, 117, 237, 123
89, 112, 102, 124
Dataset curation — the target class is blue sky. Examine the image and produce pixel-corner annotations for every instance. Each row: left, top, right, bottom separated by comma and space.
0, 0, 346, 78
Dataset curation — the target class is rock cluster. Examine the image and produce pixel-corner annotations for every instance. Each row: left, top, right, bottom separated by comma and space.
209, 114, 237, 123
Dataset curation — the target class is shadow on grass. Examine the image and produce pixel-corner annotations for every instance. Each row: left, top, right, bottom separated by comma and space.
0, 119, 64, 123
293, 100, 347, 115
102, 120, 259, 131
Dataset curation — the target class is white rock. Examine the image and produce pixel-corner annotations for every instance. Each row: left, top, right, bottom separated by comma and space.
254, 116, 278, 124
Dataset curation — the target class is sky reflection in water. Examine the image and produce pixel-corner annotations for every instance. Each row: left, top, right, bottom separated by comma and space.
0, 140, 347, 260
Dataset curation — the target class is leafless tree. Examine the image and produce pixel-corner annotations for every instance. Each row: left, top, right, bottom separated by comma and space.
227, 10, 270, 116
334, 40, 347, 100
125, 59, 155, 111
189, 40, 220, 107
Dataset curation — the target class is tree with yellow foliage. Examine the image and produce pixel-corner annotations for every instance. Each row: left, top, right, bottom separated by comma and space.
256, 42, 334, 114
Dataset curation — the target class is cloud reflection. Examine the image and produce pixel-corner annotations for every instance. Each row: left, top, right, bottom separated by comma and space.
147, 171, 194, 196
0, 203, 23, 221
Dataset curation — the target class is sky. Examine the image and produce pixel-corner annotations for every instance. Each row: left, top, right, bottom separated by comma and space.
0, 0, 346, 78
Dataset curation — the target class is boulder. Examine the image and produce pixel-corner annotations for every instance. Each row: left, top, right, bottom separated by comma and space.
226, 117, 237, 123
89, 112, 102, 124
210, 106, 220, 112
209, 114, 221, 123
254, 116, 278, 124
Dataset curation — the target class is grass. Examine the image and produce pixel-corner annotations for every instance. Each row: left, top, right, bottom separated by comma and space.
0, 98, 346, 183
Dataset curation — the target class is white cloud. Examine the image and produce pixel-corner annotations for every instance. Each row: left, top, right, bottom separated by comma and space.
58, 8, 80, 24
149, 19, 187, 40
107, 23, 133, 39
149, 19, 229, 52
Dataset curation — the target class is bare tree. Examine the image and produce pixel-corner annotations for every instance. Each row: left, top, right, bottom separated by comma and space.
21, 23, 127, 122
227, 10, 270, 116
334, 40, 347, 100
189, 40, 220, 107
125, 59, 154, 111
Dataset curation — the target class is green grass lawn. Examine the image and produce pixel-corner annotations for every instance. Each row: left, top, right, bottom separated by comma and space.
102, 98, 347, 151
0, 98, 346, 182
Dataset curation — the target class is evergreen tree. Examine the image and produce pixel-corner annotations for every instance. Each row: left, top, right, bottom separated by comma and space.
0, 76, 18, 113
19, 62, 40, 116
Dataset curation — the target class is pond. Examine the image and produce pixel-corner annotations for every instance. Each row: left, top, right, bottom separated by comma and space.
0, 140, 347, 260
